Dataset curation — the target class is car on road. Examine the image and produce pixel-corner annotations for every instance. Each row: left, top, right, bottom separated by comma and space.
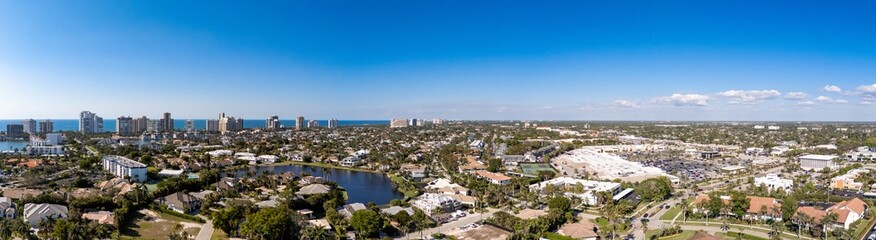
867, 233, 875, 240
643, 213, 649, 218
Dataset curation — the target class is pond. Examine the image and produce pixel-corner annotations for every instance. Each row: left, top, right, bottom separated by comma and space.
226, 164, 405, 205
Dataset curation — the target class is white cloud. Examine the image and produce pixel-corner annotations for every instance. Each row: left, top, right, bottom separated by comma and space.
814, 96, 847, 104
541, 106, 554, 109
798, 101, 816, 106
784, 92, 808, 100
823, 85, 842, 93
717, 89, 781, 103
612, 100, 641, 108
653, 93, 710, 107
856, 84, 876, 102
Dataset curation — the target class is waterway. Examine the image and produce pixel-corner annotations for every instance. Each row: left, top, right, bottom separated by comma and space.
226, 164, 404, 205
0, 141, 27, 152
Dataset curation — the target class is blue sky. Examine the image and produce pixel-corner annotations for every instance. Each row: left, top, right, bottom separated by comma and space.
2, 1, 876, 121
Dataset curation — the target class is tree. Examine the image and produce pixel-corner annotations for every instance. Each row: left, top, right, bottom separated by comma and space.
394, 211, 413, 237
350, 209, 382, 238
168, 224, 190, 240
239, 207, 300, 240
547, 196, 571, 213
301, 225, 331, 240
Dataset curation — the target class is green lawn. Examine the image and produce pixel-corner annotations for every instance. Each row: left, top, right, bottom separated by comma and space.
644, 230, 695, 240
660, 197, 693, 221
543, 232, 577, 240
211, 229, 229, 240
715, 231, 768, 240
594, 217, 630, 232
855, 218, 874, 239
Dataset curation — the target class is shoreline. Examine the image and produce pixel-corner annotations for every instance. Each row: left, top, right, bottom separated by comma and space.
266, 161, 382, 174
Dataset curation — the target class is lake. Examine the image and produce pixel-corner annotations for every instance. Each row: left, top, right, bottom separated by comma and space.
226, 164, 404, 205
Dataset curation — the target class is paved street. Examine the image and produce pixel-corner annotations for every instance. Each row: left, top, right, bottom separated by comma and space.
195, 219, 215, 240
397, 208, 499, 239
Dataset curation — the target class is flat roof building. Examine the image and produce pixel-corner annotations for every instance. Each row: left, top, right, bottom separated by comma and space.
799, 154, 839, 171
103, 155, 147, 182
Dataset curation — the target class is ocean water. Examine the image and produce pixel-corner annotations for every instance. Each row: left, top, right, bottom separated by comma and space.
0, 119, 389, 132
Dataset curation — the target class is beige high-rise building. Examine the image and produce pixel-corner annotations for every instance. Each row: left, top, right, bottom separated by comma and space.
218, 113, 243, 134
295, 116, 305, 130
266, 115, 280, 130
116, 116, 134, 136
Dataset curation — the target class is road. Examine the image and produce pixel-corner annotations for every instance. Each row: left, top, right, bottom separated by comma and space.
195, 218, 214, 240
397, 208, 499, 239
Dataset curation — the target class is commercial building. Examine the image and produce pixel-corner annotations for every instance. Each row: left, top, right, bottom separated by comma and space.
102, 155, 148, 182
39, 119, 53, 133
116, 116, 134, 136
390, 119, 408, 128
328, 119, 339, 129
5, 124, 24, 138
23, 203, 68, 227
21, 119, 36, 135
295, 116, 305, 130
161, 112, 174, 132
308, 120, 319, 128
79, 111, 104, 134
831, 168, 872, 190
266, 115, 280, 130
408, 118, 418, 127
754, 174, 793, 193
529, 177, 622, 206
799, 154, 839, 171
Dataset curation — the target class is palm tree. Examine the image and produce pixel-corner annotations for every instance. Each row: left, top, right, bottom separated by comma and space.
301, 225, 330, 240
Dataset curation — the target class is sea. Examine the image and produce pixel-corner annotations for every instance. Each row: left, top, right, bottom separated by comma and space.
0, 119, 389, 132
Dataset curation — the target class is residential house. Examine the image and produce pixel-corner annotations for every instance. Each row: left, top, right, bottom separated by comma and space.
157, 192, 201, 214
475, 170, 512, 185
23, 203, 68, 227
411, 193, 461, 216
745, 196, 783, 221
82, 211, 114, 225
0, 197, 15, 219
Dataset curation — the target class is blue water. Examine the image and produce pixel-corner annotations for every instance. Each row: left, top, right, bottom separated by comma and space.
0, 119, 389, 132
228, 164, 404, 205
0, 141, 27, 151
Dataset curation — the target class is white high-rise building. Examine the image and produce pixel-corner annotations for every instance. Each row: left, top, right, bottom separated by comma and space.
266, 116, 280, 130
328, 119, 339, 129
432, 118, 443, 125
408, 119, 418, 127
102, 155, 147, 182
21, 119, 36, 135
308, 120, 319, 128
185, 120, 195, 132
79, 111, 104, 134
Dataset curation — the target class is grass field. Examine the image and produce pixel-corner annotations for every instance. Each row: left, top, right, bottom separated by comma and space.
211, 229, 229, 240
660, 197, 693, 221
119, 210, 202, 240
644, 230, 695, 240
715, 231, 768, 240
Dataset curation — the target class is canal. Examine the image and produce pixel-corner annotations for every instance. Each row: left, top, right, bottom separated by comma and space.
226, 164, 405, 205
